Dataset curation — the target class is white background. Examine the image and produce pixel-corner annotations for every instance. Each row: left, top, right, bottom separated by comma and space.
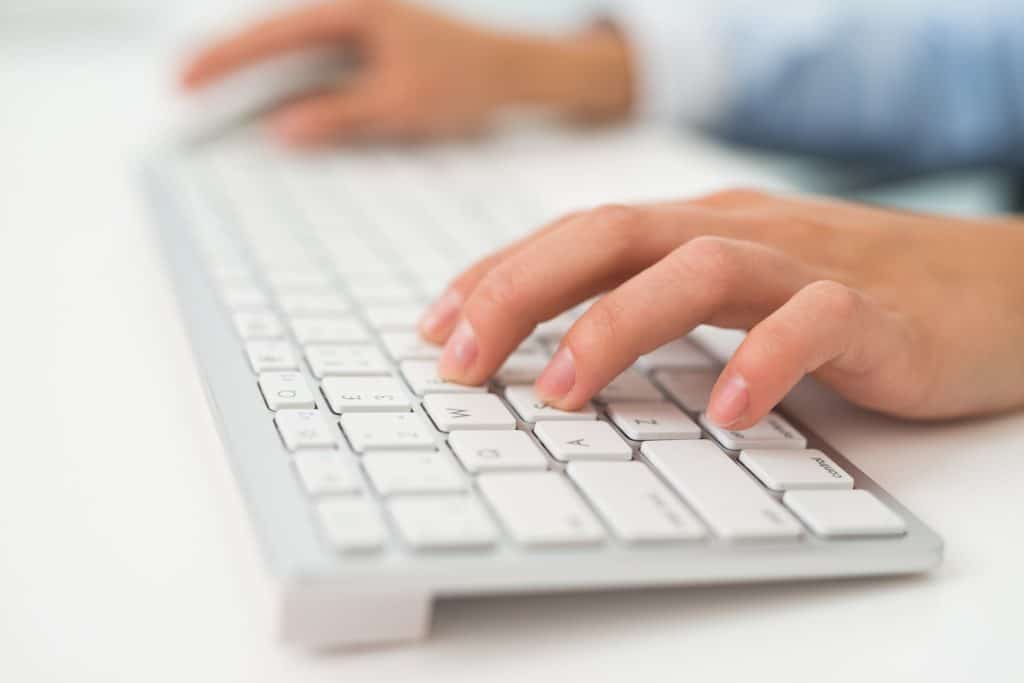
2, 3, 1022, 681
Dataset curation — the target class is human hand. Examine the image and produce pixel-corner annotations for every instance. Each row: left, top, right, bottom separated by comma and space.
418, 190, 1024, 428
180, 0, 632, 145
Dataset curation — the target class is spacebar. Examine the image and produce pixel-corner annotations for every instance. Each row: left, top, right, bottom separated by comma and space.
641, 440, 803, 541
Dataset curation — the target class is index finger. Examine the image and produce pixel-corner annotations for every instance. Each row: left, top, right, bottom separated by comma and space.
181, 2, 366, 88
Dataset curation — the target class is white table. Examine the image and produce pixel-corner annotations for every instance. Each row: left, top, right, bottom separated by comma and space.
4, 27, 1022, 683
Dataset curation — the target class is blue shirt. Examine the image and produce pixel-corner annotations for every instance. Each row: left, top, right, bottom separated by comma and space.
610, 0, 1024, 172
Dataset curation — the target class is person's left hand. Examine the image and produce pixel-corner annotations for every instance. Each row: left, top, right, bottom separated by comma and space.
417, 190, 1024, 429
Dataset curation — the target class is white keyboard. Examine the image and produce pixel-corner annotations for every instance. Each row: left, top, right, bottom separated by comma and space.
145, 125, 942, 649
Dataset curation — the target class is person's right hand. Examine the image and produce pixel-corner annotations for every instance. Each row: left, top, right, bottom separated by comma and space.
180, 0, 633, 146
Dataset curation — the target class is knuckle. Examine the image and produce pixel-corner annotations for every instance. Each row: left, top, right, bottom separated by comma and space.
583, 203, 643, 257
568, 298, 631, 360
670, 236, 741, 293
467, 265, 528, 320
804, 279, 862, 319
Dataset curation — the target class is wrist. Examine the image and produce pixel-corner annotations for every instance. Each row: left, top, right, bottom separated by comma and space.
493, 25, 634, 121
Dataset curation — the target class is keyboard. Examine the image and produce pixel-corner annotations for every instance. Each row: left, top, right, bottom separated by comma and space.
144, 124, 943, 649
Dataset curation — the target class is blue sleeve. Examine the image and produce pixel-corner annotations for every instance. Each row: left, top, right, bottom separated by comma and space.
713, 1, 1024, 171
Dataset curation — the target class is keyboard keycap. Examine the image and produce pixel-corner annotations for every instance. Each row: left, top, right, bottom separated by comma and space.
316, 498, 386, 552
305, 344, 390, 378
739, 449, 854, 491
278, 292, 350, 316
783, 489, 906, 537
380, 332, 442, 361
387, 495, 497, 550
341, 412, 436, 452
494, 351, 549, 385
567, 462, 706, 542
653, 368, 719, 412
293, 450, 362, 495
448, 430, 548, 472
365, 304, 424, 331
363, 450, 466, 495
275, 409, 336, 450
259, 371, 315, 410
594, 370, 663, 402
478, 471, 605, 547
245, 340, 298, 372
504, 386, 596, 422
534, 421, 631, 461
606, 401, 701, 440
234, 311, 285, 339
321, 376, 412, 413
348, 282, 420, 304
642, 440, 802, 541
700, 412, 806, 450
637, 338, 715, 370
222, 285, 269, 310
265, 269, 333, 292
423, 394, 516, 431
400, 360, 487, 395
291, 316, 369, 344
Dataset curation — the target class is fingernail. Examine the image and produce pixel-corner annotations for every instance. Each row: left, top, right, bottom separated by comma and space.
418, 289, 462, 337
535, 346, 576, 402
438, 319, 478, 379
708, 373, 749, 427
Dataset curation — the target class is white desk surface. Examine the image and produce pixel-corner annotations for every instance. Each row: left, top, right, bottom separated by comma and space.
4, 32, 1022, 683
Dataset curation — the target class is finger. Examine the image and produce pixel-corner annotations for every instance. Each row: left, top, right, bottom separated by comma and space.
436, 204, 685, 385
535, 236, 819, 409
268, 86, 380, 145
417, 210, 585, 344
706, 280, 922, 429
181, 1, 366, 88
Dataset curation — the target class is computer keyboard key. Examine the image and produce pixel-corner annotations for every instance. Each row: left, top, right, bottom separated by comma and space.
448, 430, 548, 472
478, 471, 605, 547
341, 412, 436, 452
365, 304, 425, 331
700, 412, 806, 450
783, 489, 906, 537
278, 292, 350, 316
293, 450, 362, 495
606, 401, 701, 440
349, 282, 420, 304
567, 462, 706, 542
305, 344, 390, 378
653, 368, 719, 413
233, 311, 285, 339
504, 386, 596, 422
259, 371, 316, 410
643, 440, 802, 541
265, 269, 333, 292
594, 370, 663, 402
275, 409, 337, 450
423, 394, 516, 431
363, 450, 466, 495
245, 340, 299, 372
400, 360, 487, 395
740, 449, 854, 491
316, 498, 386, 552
534, 421, 631, 461
291, 316, 369, 344
380, 332, 443, 361
222, 285, 269, 310
494, 351, 550, 385
321, 376, 412, 413
636, 338, 715, 370
388, 496, 497, 550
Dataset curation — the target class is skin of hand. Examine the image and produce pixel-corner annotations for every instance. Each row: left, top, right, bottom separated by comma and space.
180, 0, 633, 145
418, 189, 1024, 429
